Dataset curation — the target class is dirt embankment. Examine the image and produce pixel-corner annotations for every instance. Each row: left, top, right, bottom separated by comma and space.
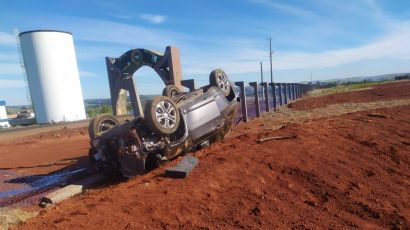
290, 81, 410, 110
18, 106, 410, 229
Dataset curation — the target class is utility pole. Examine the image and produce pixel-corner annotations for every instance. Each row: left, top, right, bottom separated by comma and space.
267, 38, 274, 83
260, 62, 264, 101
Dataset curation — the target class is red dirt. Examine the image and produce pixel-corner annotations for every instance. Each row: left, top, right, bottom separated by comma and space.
0, 82, 408, 229
290, 81, 410, 110
0, 127, 89, 176
16, 106, 410, 229
0, 127, 90, 203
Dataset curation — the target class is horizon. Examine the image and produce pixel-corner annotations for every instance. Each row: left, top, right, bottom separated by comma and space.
1, 0, 410, 105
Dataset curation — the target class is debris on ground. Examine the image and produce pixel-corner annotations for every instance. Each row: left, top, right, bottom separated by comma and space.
367, 113, 387, 118
39, 174, 105, 207
165, 156, 199, 178
256, 135, 296, 143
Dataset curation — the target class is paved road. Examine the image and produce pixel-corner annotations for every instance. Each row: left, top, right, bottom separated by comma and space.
0, 115, 133, 142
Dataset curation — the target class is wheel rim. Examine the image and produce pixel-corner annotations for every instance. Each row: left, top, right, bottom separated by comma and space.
98, 119, 117, 133
155, 101, 177, 129
216, 72, 230, 94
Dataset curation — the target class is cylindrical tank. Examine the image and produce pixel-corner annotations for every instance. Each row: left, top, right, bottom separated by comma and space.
0, 100, 10, 128
19, 30, 86, 124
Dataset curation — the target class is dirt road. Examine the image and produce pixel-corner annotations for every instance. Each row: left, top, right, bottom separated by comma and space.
1, 81, 409, 229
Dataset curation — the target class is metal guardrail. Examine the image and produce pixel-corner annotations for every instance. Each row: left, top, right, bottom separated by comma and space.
234, 82, 311, 122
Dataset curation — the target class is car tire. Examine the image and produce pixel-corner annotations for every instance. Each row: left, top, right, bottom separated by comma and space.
144, 96, 180, 135
209, 69, 231, 97
88, 113, 120, 139
162, 85, 181, 98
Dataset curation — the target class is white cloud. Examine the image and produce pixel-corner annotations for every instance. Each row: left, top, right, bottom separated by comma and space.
0, 63, 21, 75
79, 70, 98, 78
107, 13, 133, 20
274, 23, 410, 70
0, 52, 19, 61
247, 0, 317, 18
0, 79, 26, 88
59, 17, 187, 47
76, 45, 126, 60
0, 32, 15, 46
181, 21, 410, 76
139, 14, 166, 24
10, 10, 409, 85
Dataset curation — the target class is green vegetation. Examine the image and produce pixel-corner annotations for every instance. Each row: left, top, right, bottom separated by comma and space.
84, 95, 155, 119
85, 99, 150, 119
86, 105, 113, 118
308, 80, 390, 97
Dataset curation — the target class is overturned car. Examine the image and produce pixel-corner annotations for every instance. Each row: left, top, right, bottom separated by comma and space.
88, 69, 239, 177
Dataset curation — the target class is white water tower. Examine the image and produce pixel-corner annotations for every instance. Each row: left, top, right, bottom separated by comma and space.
19, 30, 86, 124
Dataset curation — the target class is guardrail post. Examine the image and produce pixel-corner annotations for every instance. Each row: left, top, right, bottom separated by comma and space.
288, 83, 292, 102
290, 83, 293, 100
260, 82, 270, 112
278, 83, 283, 106
292, 83, 296, 100
234, 81, 248, 122
269, 82, 276, 109
296, 83, 299, 98
284, 83, 288, 104
249, 82, 261, 117
288, 83, 291, 101
288, 83, 292, 101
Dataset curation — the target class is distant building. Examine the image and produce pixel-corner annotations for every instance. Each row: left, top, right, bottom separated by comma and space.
0, 101, 10, 128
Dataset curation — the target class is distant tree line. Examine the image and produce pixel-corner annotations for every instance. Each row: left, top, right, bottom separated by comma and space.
394, 75, 410, 80
86, 105, 113, 118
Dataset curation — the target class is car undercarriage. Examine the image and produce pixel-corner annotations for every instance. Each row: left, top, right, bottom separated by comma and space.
88, 48, 239, 177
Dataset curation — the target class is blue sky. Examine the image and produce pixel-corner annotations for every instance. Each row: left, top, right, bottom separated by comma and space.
1, 0, 410, 105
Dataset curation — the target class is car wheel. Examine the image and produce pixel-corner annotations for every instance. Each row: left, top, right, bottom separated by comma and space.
162, 85, 181, 98
88, 113, 120, 139
209, 69, 231, 97
144, 96, 180, 135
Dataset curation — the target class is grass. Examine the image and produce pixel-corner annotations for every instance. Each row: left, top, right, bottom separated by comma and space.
308, 81, 390, 97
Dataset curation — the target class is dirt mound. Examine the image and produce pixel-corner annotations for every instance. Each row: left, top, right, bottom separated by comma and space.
18, 105, 410, 229
290, 81, 410, 110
